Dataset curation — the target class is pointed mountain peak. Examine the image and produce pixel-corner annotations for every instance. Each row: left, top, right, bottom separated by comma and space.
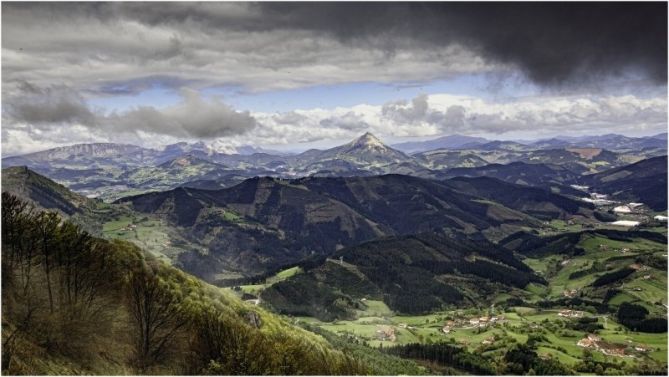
351, 132, 386, 148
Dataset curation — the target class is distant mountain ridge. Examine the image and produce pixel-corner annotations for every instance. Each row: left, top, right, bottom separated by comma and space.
392, 134, 489, 153
2, 132, 664, 201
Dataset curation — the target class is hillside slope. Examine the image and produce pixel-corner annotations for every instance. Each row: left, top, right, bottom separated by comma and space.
262, 232, 543, 320
1, 193, 422, 375
579, 156, 668, 211
1, 166, 95, 215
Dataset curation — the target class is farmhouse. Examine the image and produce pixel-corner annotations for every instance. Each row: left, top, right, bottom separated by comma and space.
376, 326, 396, 342
600, 346, 627, 357
558, 309, 584, 318
563, 289, 578, 298
577, 338, 595, 348
577, 334, 632, 358
577, 334, 602, 348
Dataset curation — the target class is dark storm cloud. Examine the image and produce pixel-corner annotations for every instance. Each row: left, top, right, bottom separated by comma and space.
87, 1, 668, 85
4, 2, 665, 93
254, 2, 667, 86
5, 2, 665, 89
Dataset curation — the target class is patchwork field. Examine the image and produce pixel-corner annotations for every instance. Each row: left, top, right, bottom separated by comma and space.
101, 211, 198, 263
294, 307, 667, 367
255, 226, 668, 372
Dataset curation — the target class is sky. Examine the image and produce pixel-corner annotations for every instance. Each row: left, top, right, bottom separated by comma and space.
2, 1, 667, 156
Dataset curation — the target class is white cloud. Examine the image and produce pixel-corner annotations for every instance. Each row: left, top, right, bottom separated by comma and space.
213, 92, 666, 151
102, 89, 257, 139
2, 89, 666, 156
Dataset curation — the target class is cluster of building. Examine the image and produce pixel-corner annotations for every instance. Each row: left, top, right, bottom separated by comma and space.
557, 309, 584, 318
120, 223, 138, 232
576, 192, 664, 228
599, 244, 633, 254
441, 315, 505, 333
613, 203, 644, 214
562, 289, 579, 298
375, 325, 396, 342
579, 191, 616, 206
577, 334, 650, 358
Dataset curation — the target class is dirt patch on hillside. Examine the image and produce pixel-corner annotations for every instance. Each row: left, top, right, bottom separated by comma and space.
566, 148, 602, 159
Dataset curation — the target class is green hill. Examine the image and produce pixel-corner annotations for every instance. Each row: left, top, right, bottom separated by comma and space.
1, 192, 424, 375
117, 173, 562, 281
1, 166, 96, 216
261, 233, 544, 320
579, 156, 668, 211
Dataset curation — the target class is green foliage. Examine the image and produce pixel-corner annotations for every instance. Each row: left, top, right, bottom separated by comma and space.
383, 341, 496, 375
503, 343, 573, 375
0, 193, 371, 375
592, 268, 635, 287
617, 302, 668, 333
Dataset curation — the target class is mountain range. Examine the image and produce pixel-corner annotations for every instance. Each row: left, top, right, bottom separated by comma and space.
3, 132, 665, 202
2, 134, 667, 375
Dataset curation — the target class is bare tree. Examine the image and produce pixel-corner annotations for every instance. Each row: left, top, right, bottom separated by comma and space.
127, 265, 188, 370
35, 212, 60, 313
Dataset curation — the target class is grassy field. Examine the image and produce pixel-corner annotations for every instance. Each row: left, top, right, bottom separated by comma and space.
291, 229, 667, 369
237, 266, 304, 295
101, 212, 196, 263
295, 306, 667, 367
522, 233, 667, 306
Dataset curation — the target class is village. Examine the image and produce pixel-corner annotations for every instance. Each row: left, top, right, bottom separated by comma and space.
373, 313, 508, 343
365, 307, 658, 360
574, 188, 666, 228
577, 333, 652, 358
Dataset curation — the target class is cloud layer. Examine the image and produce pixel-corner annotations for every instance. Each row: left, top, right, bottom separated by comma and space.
3, 85, 258, 147
3, 90, 666, 156
1, 2, 667, 155
3, 2, 666, 96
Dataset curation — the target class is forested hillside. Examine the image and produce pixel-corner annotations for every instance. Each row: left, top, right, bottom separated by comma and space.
1, 193, 419, 375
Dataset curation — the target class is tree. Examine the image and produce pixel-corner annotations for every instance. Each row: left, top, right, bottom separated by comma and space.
35, 212, 60, 313
127, 265, 188, 370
